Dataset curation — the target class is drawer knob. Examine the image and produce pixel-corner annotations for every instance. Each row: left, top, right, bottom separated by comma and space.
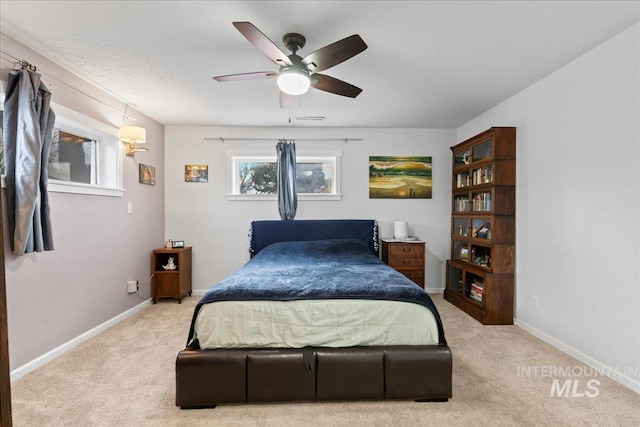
402, 247, 411, 252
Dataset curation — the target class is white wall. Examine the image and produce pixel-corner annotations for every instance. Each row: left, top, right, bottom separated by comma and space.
457, 24, 640, 392
164, 126, 455, 293
1, 34, 166, 371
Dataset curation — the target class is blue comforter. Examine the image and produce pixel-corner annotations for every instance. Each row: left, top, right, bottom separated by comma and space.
188, 239, 446, 345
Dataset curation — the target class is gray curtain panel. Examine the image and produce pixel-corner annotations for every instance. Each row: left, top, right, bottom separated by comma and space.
3, 68, 55, 255
276, 140, 297, 220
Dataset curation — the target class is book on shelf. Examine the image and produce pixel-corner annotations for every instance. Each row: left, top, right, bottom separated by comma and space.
471, 282, 484, 294
456, 173, 471, 188
472, 192, 492, 211
469, 280, 484, 303
472, 166, 493, 185
455, 197, 470, 212
469, 290, 483, 303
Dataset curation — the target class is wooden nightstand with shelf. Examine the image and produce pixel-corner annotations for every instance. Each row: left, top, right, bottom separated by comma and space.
152, 247, 192, 303
381, 239, 426, 288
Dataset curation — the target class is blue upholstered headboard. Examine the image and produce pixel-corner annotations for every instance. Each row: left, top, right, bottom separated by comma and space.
249, 219, 379, 257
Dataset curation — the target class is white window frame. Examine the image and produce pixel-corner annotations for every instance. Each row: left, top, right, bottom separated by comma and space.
0, 93, 124, 197
226, 149, 342, 201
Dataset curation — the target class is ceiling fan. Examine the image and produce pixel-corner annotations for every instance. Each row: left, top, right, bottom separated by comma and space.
213, 22, 368, 108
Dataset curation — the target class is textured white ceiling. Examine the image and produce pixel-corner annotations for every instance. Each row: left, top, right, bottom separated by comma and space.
1, 1, 638, 128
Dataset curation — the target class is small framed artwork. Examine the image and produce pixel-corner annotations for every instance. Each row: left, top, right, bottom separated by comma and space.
459, 247, 469, 260
185, 164, 208, 182
139, 164, 156, 185
172, 240, 185, 248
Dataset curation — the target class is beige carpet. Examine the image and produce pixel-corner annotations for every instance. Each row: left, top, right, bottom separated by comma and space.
10, 294, 640, 427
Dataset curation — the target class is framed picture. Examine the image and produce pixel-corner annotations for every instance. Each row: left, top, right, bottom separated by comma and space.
185, 164, 208, 182
459, 247, 469, 260
172, 240, 185, 248
139, 164, 155, 185
369, 156, 432, 199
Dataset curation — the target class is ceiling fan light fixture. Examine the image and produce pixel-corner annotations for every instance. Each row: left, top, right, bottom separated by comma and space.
277, 68, 311, 96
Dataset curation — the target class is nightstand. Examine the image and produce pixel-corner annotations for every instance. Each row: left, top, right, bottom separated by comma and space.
381, 239, 426, 288
151, 247, 192, 303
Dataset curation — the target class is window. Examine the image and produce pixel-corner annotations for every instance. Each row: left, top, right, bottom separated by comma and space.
0, 94, 124, 197
227, 151, 341, 200
49, 129, 96, 184
48, 108, 123, 196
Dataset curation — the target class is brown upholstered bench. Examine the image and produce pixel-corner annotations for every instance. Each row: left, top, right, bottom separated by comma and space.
176, 345, 452, 408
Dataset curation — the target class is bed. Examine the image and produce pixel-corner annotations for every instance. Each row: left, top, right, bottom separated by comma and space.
176, 219, 452, 408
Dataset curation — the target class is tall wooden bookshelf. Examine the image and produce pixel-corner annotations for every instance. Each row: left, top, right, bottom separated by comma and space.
444, 127, 515, 325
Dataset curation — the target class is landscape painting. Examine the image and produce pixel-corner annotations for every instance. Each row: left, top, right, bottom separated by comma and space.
369, 156, 432, 199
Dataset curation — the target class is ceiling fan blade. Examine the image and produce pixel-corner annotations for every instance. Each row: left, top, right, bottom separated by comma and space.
280, 92, 296, 108
233, 22, 293, 66
302, 35, 367, 72
213, 71, 277, 82
311, 73, 363, 98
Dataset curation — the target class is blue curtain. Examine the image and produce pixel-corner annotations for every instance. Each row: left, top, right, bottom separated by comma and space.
276, 140, 297, 220
3, 68, 56, 255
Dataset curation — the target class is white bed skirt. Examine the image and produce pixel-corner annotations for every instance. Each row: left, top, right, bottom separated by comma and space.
194, 299, 439, 349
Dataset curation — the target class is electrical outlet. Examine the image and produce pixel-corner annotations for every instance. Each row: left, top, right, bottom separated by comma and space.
531, 295, 539, 310
127, 280, 137, 293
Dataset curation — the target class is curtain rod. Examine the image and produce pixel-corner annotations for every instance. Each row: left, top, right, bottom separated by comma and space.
0, 49, 138, 122
0, 49, 37, 72
205, 137, 363, 144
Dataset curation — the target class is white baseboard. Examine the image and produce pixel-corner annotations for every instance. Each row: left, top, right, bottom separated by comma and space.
514, 317, 640, 394
10, 299, 152, 382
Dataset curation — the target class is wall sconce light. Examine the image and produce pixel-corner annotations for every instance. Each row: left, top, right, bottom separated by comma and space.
119, 125, 148, 156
